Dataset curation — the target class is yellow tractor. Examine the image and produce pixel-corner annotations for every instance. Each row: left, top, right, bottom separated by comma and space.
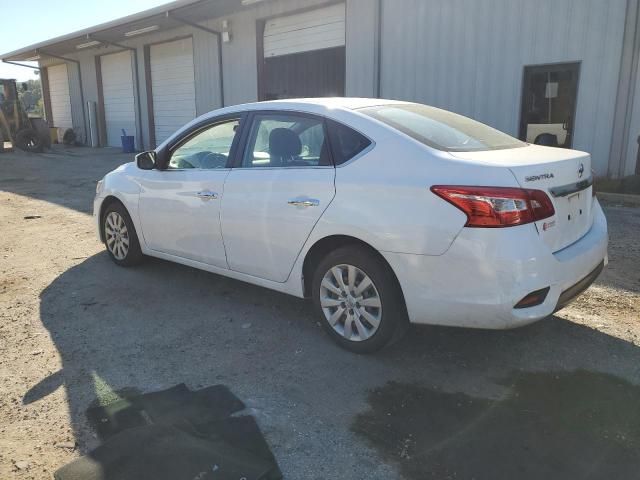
0, 78, 49, 153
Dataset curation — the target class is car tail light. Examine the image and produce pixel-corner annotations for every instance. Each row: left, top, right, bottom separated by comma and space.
431, 186, 555, 228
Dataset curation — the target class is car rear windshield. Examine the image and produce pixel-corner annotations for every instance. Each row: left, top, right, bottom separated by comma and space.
359, 104, 526, 152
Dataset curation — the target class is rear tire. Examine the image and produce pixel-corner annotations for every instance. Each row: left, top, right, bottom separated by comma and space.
15, 129, 44, 153
102, 202, 143, 267
311, 245, 407, 353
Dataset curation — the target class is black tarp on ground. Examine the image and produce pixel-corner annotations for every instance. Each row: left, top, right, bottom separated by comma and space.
55, 384, 282, 480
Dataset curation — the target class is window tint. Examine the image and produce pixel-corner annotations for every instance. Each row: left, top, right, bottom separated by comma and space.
241, 114, 331, 168
169, 119, 239, 169
360, 104, 525, 152
327, 120, 372, 165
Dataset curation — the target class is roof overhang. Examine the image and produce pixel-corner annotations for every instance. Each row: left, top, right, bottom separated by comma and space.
2, 0, 262, 62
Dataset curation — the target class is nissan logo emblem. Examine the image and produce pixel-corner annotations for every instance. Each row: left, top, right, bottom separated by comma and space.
578, 163, 584, 178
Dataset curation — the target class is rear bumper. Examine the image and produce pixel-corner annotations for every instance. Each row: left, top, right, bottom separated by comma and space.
382, 199, 608, 329
555, 261, 604, 312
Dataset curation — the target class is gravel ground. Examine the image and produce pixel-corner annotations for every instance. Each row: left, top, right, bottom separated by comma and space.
1, 147, 639, 479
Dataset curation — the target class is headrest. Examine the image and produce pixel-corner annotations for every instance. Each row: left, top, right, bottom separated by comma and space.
269, 128, 302, 159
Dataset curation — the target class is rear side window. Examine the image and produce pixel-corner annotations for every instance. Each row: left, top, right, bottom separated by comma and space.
360, 104, 526, 152
327, 120, 372, 165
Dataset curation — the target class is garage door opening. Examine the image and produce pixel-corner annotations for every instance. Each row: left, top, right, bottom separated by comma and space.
148, 37, 196, 146
259, 4, 346, 100
47, 63, 73, 131
99, 51, 137, 147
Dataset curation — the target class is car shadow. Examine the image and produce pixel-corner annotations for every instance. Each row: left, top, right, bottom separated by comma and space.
26, 251, 640, 478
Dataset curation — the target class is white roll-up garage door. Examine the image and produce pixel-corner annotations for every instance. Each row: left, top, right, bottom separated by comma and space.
47, 64, 72, 129
150, 37, 196, 145
100, 51, 137, 147
264, 3, 346, 58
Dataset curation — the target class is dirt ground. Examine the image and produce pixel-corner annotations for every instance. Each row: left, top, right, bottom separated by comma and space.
1, 146, 639, 479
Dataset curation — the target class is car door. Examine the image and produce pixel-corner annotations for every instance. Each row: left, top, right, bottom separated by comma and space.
137, 116, 242, 268
221, 111, 336, 282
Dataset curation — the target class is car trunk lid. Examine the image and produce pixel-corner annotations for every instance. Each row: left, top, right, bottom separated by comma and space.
450, 145, 594, 252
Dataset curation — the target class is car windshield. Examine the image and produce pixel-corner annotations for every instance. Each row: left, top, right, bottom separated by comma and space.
360, 104, 526, 152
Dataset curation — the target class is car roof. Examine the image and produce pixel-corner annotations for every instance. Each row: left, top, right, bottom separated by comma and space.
157, 98, 412, 150
256, 97, 411, 110
208, 97, 412, 117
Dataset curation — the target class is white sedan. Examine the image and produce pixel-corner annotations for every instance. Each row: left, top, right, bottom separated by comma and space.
94, 98, 608, 353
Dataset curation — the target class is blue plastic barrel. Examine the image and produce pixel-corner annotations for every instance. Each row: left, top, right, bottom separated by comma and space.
121, 129, 135, 153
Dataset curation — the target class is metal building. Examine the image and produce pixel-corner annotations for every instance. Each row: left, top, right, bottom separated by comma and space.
2, 0, 639, 177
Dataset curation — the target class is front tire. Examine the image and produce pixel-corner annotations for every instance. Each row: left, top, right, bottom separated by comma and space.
311, 246, 407, 353
102, 202, 143, 267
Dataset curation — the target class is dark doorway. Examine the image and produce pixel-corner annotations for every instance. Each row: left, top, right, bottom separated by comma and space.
519, 63, 580, 148
260, 47, 346, 101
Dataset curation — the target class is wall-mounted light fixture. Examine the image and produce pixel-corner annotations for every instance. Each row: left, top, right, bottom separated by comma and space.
124, 25, 160, 37
222, 20, 231, 43
76, 40, 102, 49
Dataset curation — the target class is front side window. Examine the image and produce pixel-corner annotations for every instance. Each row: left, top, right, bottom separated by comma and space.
241, 114, 331, 168
169, 119, 240, 169
360, 104, 525, 152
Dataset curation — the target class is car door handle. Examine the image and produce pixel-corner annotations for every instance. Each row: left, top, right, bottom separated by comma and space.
196, 191, 218, 201
288, 198, 320, 208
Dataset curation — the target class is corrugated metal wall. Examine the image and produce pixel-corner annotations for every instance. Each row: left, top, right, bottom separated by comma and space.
379, 0, 627, 175
40, 0, 631, 172
193, 30, 222, 116
69, 23, 222, 150
345, 0, 378, 97
205, 0, 337, 106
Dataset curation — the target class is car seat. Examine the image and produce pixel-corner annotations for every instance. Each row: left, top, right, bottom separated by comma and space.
269, 128, 302, 167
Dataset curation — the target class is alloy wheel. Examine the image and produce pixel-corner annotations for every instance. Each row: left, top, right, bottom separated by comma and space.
319, 264, 382, 342
105, 211, 130, 260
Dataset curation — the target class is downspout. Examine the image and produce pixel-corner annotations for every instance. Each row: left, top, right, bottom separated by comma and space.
89, 35, 145, 150
166, 11, 226, 108
608, 0, 640, 178
376, 0, 383, 98
37, 49, 89, 145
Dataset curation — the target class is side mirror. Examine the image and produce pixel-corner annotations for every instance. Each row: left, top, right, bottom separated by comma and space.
136, 151, 156, 170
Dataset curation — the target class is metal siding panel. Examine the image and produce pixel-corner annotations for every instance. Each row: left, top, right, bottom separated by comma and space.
625, 65, 640, 175
193, 29, 221, 115
380, 0, 627, 175
592, 2, 626, 174
219, 12, 259, 105
101, 51, 137, 147
345, 0, 377, 97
